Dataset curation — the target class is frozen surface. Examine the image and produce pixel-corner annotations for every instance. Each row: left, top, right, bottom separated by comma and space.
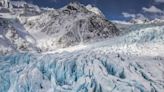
0, 49, 164, 92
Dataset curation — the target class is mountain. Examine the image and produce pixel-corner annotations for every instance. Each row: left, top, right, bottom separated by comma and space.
0, 1, 164, 92
22, 2, 119, 49
0, 2, 119, 53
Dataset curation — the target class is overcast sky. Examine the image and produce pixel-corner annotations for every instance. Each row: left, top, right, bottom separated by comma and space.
25, 0, 164, 20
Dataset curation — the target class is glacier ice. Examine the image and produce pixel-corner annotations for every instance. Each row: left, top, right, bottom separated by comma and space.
0, 51, 163, 92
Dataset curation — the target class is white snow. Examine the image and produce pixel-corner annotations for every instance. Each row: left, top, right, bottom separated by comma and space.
86, 4, 104, 17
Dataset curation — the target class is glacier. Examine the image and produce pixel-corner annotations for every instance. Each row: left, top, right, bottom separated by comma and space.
0, 48, 163, 92
0, 23, 163, 91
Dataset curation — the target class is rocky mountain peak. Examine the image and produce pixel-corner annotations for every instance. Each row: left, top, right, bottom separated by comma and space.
0, 2, 120, 53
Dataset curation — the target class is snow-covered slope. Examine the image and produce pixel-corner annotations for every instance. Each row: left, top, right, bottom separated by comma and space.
86, 4, 105, 17
0, 2, 119, 53
21, 2, 119, 50
0, 17, 37, 54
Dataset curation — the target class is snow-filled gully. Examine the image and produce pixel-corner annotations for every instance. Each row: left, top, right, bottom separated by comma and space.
0, 50, 163, 92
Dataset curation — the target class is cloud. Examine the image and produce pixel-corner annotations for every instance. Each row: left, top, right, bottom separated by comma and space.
122, 5, 164, 20
122, 12, 136, 18
160, 16, 164, 19
135, 13, 148, 20
142, 6, 163, 13
122, 12, 148, 20
154, 0, 164, 3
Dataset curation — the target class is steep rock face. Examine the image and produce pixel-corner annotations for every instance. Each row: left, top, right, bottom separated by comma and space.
23, 3, 119, 48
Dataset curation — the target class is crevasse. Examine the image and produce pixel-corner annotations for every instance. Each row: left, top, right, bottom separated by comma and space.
0, 51, 163, 92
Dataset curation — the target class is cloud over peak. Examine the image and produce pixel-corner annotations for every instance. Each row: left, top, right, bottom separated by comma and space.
122, 12, 136, 18
142, 6, 163, 13
154, 0, 164, 3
